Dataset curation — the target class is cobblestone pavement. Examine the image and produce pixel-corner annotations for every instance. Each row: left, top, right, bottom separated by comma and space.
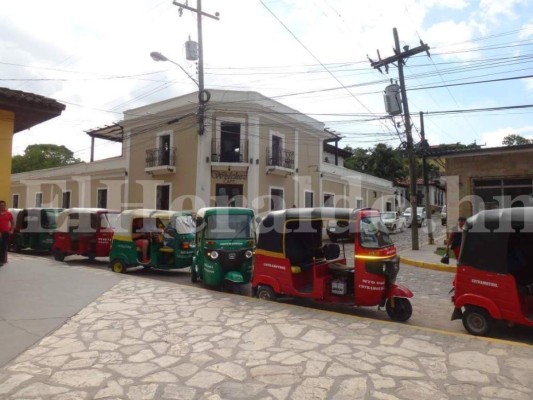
1, 277, 532, 400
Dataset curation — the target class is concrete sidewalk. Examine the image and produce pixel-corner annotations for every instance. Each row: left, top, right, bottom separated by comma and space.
0, 255, 532, 399
399, 236, 457, 273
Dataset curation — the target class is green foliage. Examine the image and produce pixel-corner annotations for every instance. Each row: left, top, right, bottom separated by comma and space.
502, 134, 531, 146
343, 143, 408, 181
12, 144, 82, 173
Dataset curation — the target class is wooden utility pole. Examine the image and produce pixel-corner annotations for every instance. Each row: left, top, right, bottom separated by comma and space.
420, 111, 434, 245
369, 28, 430, 250
172, 0, 219, 135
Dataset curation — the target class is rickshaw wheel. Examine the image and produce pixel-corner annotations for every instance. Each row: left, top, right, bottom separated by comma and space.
257, 286, 277, 301
462, 306, 493, 336
110, 259, 128, 274
87, 253, 96, 261
53, 250, 65, 262
386, 297, 412, 322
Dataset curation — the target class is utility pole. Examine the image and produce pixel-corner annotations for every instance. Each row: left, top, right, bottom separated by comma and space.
420, 111, 434, 245
369, 28, 430, 250
172, 0, 219, 135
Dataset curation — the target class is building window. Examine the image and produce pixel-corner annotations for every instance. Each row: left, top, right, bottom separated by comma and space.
12, 194, 19, 208
156, 185, 170, 210
356, 199, 363, 209
304, 191, 314, 208
472, 177, 533, 212
62, 191, 71, 209
35, 192, 43, 207
220, 122, 242, 162
323, 193, 334, 207
271, 135, 282, 166
97, 189, 108, 209
270, 188, 284, 211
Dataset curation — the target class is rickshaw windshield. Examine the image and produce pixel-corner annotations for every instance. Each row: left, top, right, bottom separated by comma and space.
42, 210, 60, 229
359, 216, 393, 248
205, 214, 253, 240
172, 216, 195, 234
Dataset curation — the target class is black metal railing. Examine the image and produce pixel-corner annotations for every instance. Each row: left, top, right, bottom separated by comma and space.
266, 148, 295, 169
145, 147, 176, 168
211, 139, 248, 163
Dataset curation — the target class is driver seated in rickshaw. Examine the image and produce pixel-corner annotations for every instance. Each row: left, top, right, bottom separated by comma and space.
132, 218, 164, 263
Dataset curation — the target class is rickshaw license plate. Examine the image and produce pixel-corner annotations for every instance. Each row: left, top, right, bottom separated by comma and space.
331, 279, 347, 295
228, 253, 236, 260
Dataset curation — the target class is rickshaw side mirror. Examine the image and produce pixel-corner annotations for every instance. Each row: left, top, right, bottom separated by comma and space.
196, 216, 204, 226
255, 216, 262, 224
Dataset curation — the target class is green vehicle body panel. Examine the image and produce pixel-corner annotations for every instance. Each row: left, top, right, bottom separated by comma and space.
194, 207, 255, 287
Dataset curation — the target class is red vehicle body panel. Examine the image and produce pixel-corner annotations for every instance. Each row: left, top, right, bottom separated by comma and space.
453, 266, 533, 327
252, 208, 412, 309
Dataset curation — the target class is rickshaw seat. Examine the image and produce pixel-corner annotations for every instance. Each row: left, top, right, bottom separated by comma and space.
159, 246, 174, 253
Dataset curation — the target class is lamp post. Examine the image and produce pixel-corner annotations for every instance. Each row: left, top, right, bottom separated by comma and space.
150, 51, 208, 136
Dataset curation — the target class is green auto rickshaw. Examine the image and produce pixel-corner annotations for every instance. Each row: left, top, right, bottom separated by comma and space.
10, 208, 63, 252
108, 209, 195, 273
192, 207, 256, 288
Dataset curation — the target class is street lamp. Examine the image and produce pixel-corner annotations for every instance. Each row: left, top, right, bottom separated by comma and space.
150, 51, 199, 87
150, 51, 208, 135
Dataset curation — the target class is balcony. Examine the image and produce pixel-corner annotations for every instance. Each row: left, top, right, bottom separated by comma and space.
211, 139, 249, 173
145, 147, 176, 175
266, 148, 295, 176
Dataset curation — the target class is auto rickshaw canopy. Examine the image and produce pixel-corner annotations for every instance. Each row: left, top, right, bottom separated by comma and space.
460, 207, 533, 274
114, 209, 175, 238
15, 208, 63, 232
56, 208, 119, 233
257, 207, 358, 256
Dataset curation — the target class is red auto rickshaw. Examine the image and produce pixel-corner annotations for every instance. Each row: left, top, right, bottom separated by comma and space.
252, 207, 413, 321
52, 208, 120, 261
451, 207, 533, 336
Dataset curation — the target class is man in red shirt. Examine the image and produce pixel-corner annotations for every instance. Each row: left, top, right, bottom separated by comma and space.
0, 200, 15, 265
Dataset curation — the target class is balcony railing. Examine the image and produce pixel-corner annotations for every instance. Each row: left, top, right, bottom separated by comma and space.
211, 139, 248, 163
266, 148, 295, 169
145, 147, 176, 168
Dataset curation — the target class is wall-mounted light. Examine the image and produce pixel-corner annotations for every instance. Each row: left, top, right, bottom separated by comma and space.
295, 168, 299, 173
249, 158, 253, 164
256, 159, 259, 164
206, 156, 210, 163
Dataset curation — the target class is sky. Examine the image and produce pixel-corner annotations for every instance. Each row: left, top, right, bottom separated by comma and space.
2, 0, 533, 162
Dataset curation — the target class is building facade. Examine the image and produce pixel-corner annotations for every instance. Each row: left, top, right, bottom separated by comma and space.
431, 144, 533, 224
10, 90, 394, 214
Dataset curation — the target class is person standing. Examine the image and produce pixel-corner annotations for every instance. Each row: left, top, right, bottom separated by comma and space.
0, 200, 15, 265
447, 216, 467, 259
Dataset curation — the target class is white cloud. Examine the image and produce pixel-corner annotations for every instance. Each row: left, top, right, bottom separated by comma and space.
481, 125, 533, 147
479, 0, 526, 21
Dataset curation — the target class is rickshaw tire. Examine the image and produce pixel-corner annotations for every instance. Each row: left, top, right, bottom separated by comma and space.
386, 297, 412, 322
462, 306, 493, 336
88, 253, 96, 261
257, 286, 277, 301
110, 259, 128, 274
53, 250, 65, 262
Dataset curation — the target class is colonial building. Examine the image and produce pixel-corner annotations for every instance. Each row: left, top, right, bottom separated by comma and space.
11, 90, 394, 214
429, 144, 533, 223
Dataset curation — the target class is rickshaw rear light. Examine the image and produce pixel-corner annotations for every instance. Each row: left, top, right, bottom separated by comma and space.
182, 242, 190, 249
245, 250, 253, 259
209, 250, 219, 260
207, 241, 215, 246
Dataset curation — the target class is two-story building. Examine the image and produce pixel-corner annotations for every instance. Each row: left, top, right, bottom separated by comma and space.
10, 90, 395, 214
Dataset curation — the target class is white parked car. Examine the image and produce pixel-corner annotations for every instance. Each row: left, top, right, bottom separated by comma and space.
380, 211, 406, 233
404, 207, 426, 227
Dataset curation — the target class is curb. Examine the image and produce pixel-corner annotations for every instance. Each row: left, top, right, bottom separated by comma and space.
400, 256, 456, 273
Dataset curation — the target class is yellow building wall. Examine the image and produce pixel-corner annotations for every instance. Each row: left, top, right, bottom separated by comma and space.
0, 110, 15, 204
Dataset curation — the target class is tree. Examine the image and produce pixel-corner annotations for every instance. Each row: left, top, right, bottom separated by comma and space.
12, 144, 82, 173
343, 143, 408, 181
502, 134, 531, 146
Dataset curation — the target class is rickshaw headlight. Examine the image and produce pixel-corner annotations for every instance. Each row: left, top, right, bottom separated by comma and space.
245, 250, 253, 259
209, 250, 219, 260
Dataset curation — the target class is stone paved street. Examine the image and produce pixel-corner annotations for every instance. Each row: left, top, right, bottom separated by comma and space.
1, 275, 532, 400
